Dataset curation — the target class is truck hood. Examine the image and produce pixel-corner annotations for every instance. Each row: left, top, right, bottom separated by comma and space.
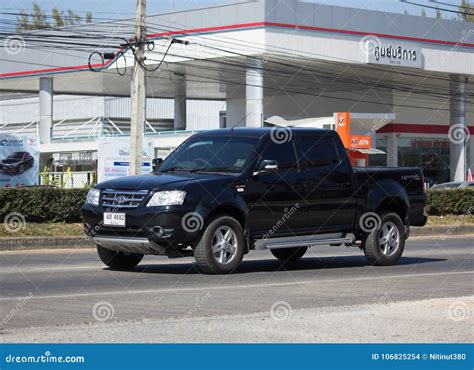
95, 172, 233, 191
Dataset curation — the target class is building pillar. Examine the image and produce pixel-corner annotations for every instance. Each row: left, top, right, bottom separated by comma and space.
449, 75, 467, 182
39, 77, 53, 144
174, 82, 186, 131
245, 59, 263, 127
386, 133, 398, 167
469, 136, 474, 174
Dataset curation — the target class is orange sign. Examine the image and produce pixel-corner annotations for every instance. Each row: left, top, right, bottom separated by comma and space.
335, 112, 371, 166
348, 135, 372, 149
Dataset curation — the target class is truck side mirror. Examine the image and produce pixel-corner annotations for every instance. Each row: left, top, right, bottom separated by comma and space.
152, 158, 163, 172
253, 159, 278, 176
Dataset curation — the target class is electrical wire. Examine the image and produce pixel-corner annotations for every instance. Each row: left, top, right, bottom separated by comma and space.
400, 0, 473, 16
0, 6, 472, 112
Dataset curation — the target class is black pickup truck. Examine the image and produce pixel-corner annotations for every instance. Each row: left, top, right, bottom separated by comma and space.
82, 128, 427, 274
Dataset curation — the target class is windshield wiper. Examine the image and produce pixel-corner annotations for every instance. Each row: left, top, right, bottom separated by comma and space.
192, 166, 235, 173
160, 166, 190, 172
161, 166, 235, 173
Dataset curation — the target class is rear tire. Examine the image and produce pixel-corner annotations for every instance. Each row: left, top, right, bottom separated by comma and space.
194, 215, 245, 274
363, 212, 405, 266
271, 247, 307, 263
97, 245, 143, 269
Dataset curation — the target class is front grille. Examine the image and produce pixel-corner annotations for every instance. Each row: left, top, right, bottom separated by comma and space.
101, 189, 149, 209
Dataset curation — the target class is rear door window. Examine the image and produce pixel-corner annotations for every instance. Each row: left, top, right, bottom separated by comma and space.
297, 137, 340, 170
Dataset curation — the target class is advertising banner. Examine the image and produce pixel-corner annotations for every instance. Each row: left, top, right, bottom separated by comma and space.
0, 134, 39, 187
98, 136, 153, 183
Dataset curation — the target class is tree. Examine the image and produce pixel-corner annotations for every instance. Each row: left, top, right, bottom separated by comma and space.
31, 3, 50, 29
16, 2, 93, 31
420, 8, 427, 17
458, 0, 474, 22
16, 10, 32, 31
435, 7, 443, 19
52, 7, 65, 28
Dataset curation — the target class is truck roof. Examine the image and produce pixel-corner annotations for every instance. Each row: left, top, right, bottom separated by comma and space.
195, 127, 332, 139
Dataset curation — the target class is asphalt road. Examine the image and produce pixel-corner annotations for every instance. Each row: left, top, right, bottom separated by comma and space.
0, 235, 472, 341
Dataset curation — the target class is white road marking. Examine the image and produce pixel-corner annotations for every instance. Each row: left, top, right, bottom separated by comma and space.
0, 270, 472, 302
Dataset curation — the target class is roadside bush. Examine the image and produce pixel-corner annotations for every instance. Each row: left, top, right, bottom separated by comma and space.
0, 187, 472, 223
0, 187, 88, 223
426, 188, 474, 216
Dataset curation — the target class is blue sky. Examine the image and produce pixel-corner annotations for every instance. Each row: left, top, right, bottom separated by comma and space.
0, 0, 464, 21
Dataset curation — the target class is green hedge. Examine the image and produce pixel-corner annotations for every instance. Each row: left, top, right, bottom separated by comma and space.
0, 187, 88, 223
426, 188, 474, 216
0, 187, 472, 223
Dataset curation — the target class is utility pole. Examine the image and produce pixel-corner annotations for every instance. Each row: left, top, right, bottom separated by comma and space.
129, 0, 146, 176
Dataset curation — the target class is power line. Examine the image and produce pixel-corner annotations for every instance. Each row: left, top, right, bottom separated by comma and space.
400, 0, 473, 16
429, 0, 474, 11
0, 9, 472, 112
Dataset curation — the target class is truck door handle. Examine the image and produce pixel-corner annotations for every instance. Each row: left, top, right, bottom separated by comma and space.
336, 182, 350, 188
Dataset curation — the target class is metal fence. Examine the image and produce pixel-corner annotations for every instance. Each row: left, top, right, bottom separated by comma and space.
39, 171, 95, 188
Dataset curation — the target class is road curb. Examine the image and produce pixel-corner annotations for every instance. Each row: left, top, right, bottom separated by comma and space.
410, 225, 474, 238
0, 225, 473, 251
0, 236, 95, 251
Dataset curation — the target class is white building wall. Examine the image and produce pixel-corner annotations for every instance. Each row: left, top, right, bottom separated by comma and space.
263, 89, 394, 120
0, 95, 224, 133
393, 91, 474, 126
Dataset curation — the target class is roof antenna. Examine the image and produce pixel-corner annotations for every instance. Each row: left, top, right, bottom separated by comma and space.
230, 113, 250, 131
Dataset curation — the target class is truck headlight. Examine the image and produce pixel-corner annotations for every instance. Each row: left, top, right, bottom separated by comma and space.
147, 190, 186, 207
86, 188, 100, 206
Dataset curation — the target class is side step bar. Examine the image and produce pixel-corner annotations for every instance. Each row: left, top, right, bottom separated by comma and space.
254, 233, 355, 250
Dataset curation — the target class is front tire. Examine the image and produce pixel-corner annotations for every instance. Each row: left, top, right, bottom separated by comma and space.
97, 245, 143, 269
194, 215, 245, 274
363, 212, 405, 266
271, 247, 307, 263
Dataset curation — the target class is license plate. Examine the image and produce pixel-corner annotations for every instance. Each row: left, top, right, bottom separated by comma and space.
103, 212, 126, 227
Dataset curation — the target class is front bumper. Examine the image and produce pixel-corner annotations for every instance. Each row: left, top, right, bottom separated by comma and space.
82, 204, 202, 253
92, 236, 168, 255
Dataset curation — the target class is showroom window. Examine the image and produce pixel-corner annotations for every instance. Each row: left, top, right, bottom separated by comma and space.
398, 137, 451, 185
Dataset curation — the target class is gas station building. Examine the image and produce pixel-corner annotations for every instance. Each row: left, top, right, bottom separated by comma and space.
0, 0, 473, 185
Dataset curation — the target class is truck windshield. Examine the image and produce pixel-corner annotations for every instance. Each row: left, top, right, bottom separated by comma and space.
159, 136, 258, 173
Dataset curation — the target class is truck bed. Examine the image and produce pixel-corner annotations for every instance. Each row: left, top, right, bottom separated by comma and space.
354, 166, 427, 227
